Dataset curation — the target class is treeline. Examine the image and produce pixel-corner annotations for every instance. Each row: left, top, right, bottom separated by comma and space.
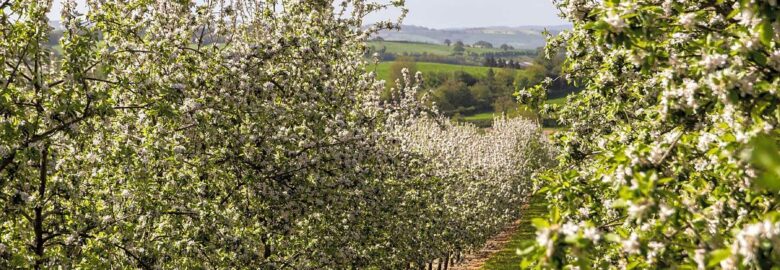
482, 57, 528, 69
386, 49, 577, 118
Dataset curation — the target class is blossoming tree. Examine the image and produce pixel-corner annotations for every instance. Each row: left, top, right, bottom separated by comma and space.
0, 0, 550, 269
520, 0, 780, 269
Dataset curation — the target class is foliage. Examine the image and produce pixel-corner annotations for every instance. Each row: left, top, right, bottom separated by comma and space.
386, 57, 418, 96
521, 0, 780, 269
0, 0, 550, 269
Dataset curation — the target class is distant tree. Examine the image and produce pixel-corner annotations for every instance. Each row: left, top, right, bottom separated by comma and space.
485, 68, 496, 84
474, 41, 493, 49
500, 44, 513, 51
469, 82, 492, 111
385, 57, 418, 99
372, 36, 385, 41
452, 41, 465, 55
444, 39, 452, 46
493, 96, 517, 115
483, 56, 497, 67
389, 57, 418, 85
452, 71, 478, 86
431, 78, 474, 114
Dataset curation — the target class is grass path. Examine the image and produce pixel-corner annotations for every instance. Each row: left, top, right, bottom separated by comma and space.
481, 195, 547, 269
450, 195, 547, 270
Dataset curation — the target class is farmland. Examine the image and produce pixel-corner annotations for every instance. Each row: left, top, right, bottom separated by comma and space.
371, 61, 500, 81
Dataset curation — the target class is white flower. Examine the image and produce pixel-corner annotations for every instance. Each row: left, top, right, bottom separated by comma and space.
17, 191, 30, 203
769, 50, 780, 69
701, 54, 728, 70
0, 243, 6, 254
583, 227, 601, 243
694, 249, 706, 270
605, 12, 627, 32
536, 228, 556, 257
578, 207, 590, 218
679, 13, 697, 28
536, 228, 552, 246
697, 132, 717, 152
647, 241, 665, 263
650, 144, 665, 164
628, 201, 650, 220
121, 189, 132, 198
720, 257, 738, 270
65, 234, 77, 245
622, 233, 641, 254
662, 0, 674, 16
562, 222, 580, 236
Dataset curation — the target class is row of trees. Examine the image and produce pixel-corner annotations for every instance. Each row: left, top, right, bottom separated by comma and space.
0, 1, 550, 269
483, 57, 528, 69
444, 39, 516, 51
521, 0, 780, 269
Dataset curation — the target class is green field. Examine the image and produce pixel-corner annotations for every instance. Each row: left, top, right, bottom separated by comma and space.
545, 96, 567, 105
371, 61, 499, 82
482, 195, 546, 270
368, 41, 520, 56
460, 96, 568, 127
463, 112, 496, 121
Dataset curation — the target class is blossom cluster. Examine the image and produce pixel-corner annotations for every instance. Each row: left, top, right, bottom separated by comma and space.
523, 0, 780, 268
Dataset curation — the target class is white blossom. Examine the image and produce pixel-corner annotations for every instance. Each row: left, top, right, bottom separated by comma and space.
605, 12, 627, 32
583, 227, 601, 243
679, 13, 697, 28
622, 233, 641, 254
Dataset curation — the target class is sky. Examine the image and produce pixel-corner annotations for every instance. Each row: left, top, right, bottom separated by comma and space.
49, 0, 567, 29
365, 0, 567, 29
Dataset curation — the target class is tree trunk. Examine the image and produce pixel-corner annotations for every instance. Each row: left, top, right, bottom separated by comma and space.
443, 253, 450, 270
33, 145, 48, 270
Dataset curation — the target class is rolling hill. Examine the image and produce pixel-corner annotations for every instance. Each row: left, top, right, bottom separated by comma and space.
373, 25, 570, 49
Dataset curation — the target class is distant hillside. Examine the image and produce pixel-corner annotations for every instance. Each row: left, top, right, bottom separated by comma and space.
374, 25, 571, 49
368, 41, 534, 56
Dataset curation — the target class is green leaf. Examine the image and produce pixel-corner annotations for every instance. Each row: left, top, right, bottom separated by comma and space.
517, 245, 536, 256
751, 135, 780, 191
531, 218, 550, 229
759, 21, 774, 47
520, 258, 532, 269
604, 233, 621, 243
709, 249, 731, 267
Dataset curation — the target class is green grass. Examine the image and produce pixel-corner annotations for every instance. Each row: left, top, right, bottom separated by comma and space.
463, 112, 496, 121
545, 96, 567, 105
368, 41, 519, 56
371, 61, 498, 82
482, 195, 547, 270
